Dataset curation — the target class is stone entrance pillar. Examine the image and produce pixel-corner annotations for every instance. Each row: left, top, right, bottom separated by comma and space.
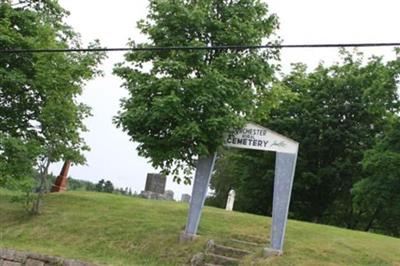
181, 154, 216, 241
265, 152, 298, 255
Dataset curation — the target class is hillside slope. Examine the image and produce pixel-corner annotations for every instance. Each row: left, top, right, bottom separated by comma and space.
0, 190, 399, 265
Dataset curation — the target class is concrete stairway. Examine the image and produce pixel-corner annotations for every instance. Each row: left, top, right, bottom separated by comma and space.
191, 235, 268, 266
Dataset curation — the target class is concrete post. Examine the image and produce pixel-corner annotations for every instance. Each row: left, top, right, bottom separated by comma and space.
265, 152, 297, 255
181, 154, 217, 242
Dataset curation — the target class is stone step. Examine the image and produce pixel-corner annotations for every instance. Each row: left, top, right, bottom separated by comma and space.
190, 252, 204, 266
230, 234, 268, 244
210, 244, 251, 259
229, 238, 262, 247
205, 253, 239, 266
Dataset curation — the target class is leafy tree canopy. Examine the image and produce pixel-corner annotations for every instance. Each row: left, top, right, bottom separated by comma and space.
210, 50, 400, 236
114, 0, 280, 182
353, 116, 400, 236
0, 0, 104, 166
0, 0, 105, 213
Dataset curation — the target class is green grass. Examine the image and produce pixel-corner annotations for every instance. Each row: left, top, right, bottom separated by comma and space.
1, 189, 399, 266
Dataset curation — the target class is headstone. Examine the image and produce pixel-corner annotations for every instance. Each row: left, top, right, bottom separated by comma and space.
140, 173, 167, 199
225, 189, 236, 211
144, 173, 166, 194
181, 194, 191, 203
164, 190, 174, 201
140, 191, 158, 199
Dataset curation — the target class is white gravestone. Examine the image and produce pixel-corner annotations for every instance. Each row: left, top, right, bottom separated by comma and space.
181, 193, 191, 203
225, 189, 236, 211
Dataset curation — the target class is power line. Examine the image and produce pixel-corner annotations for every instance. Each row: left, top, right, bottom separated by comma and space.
1, 42, 400, 54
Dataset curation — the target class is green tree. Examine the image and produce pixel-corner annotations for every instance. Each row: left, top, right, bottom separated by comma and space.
94, 179, 114, 193
208, 149, 275, 215
103, 180, 114, 193
85, 181, 96, 192
210, 50, 400, 231
114, 0, 280, 182
95, 179, 105, 192
352, 117, 400, 236
66, 177, 96, 191
0, 0, 105, 213
0, 135, 41, 210
0, 135, 39, 187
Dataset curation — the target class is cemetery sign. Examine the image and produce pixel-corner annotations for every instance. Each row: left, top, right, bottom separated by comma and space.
181, 122, 299, 256
224, 122, 298, 153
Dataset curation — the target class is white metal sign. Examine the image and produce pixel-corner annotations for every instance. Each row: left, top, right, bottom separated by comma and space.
224, 122, 298, 154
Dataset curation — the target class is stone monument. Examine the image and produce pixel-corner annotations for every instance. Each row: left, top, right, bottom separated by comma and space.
181, 194, 191, 203
51, 161, 71, 192
145, 173, 166, 194
164, 190, 174, 201
225, 189, 235, 211
140, 173, 166, 199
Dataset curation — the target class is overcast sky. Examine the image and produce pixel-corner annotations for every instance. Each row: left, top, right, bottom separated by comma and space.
50, 0, 400, 200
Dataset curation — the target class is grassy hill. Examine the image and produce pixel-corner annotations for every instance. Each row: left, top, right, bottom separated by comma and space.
1, 189, 399, 266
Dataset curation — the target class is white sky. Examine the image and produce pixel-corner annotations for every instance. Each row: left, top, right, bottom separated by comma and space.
50, 0, 400, 200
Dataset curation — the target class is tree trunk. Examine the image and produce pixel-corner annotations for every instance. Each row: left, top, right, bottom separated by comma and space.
364, 205, 381, 232
31, 158, 51, 214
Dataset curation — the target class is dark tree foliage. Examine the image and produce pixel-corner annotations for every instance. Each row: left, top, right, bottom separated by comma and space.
103, 180, 114, 193
95, 179, 106, 192
94, 179, 114, 193
352, 117, 400, 236
66, 177, 96, 191
210, 50, 400, 235
207, 149, 275, 216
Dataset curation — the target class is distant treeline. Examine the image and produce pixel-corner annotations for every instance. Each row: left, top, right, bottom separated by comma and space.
48, 175, 135, 196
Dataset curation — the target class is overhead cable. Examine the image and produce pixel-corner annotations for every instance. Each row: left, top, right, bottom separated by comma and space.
1, 42, 400, 54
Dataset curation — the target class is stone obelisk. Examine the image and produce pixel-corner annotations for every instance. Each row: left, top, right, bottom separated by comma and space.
51, 161, 71, 192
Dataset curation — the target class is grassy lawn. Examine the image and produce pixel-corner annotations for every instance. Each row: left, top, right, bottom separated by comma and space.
1, 189, 399, 265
